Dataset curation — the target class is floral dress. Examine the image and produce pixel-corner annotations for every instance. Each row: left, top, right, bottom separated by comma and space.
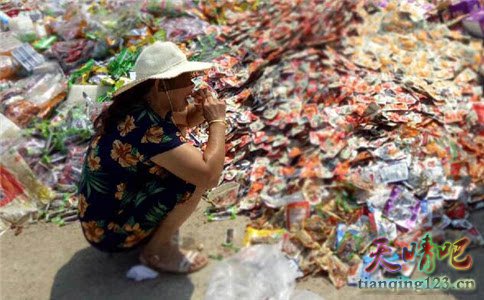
77, 104, 195, 252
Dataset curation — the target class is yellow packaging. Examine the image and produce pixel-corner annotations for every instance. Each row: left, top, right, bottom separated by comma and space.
243, 226, 286, 246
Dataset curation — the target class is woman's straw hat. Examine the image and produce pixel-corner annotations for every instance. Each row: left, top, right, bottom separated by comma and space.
112, 41, 213, 97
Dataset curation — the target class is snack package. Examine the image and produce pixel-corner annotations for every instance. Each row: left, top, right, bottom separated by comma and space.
207, 182, 240, 209
463, 10, 484, 38
0, 55, 17, 80
243, 226, 286, 246
286, 201, 310, 232
0, 113, 22, 151
0, 150, 54, 233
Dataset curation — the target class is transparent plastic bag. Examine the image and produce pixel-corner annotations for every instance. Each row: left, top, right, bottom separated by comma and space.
0, 150, 54, 234
0, 56, 17, 80
23, 71, 66, 106
205, 244, 302, 300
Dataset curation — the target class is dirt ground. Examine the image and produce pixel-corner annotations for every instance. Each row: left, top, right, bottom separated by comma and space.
1, 199, 483, 300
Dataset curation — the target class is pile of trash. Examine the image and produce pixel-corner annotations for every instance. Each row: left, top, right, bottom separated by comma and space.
1, 0, 483, 290
200, 0, 484, 288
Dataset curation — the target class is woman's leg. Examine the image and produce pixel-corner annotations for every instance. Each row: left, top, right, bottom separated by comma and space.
140, 186, 207, 271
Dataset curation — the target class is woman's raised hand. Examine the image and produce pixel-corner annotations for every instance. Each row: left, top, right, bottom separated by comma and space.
195, 88, 226, 122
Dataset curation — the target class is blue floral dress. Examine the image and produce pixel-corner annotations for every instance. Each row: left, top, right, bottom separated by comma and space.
77, 104, 195, 252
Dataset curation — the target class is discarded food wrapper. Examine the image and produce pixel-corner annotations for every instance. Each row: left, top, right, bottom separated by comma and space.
262, 191, 305, 208
243, 226, 286, 246
206, 206, 237, 222
463, 9, 484, 38
0, 113, 22, 151
0, 55, 17, 80
204, 244, 301, 300
207, 182, 240, 209
286, 201, 310, 232
378, 161, 409, 184
383, 186, 420, 231
1, 151, 54, 234
126, 264, 159, 281
11, 43, 45, 72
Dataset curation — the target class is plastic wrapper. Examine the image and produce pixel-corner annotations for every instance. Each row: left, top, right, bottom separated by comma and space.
9, 14, 37, 42
377, 161, 409, 184
0, 150, 54, 234
1, 69, 67, 126
0, 32, 22, 55
0, 56, 17, 80
50, 17, 86, 41
126, 264, 159, 281
463, 9, 484, 38
33, 36, 58, 51
3, 99, 40, 128
49, 39, 95, 71
11, 43, 45, 72
205, 205, 238, 222
23, 70, 66, 106
160, 17, 209, 42
57, 145, 86, 187
262, 191, 305, 209
205, 244, 301, 300
243, 226, 286, 246
315, 253, 350, 289
207, 182, 240, 209
286, 202, 310, 232
383, 186, 420, 231
0, 113, 22, 152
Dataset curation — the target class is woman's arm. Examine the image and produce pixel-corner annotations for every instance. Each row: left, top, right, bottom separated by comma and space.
150, 122, 225, 189
151, 90, 226, 189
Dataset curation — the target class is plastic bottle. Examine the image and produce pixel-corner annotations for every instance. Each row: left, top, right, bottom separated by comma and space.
9, 14, 37, 43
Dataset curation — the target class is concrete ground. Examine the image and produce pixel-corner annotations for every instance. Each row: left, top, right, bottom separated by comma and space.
1, 199, 483, 300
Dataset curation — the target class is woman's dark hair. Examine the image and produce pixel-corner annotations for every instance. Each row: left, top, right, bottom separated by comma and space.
94, 79, 156, 133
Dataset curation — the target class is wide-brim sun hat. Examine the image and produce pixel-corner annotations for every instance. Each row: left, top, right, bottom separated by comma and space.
112, 41, 214, 97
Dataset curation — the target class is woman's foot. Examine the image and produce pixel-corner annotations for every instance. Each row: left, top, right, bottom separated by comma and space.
140, 243, 208, 274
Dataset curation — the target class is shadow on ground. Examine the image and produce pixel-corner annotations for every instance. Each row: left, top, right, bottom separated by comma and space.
436, 210, 484, 300
50, 247, 194, 300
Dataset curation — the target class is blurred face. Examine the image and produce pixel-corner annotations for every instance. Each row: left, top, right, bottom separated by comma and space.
156, 72, 200, 111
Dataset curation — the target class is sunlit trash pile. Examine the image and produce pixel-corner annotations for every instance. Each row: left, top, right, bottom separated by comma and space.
202, 0, 484, 287
1, 0, 483, 288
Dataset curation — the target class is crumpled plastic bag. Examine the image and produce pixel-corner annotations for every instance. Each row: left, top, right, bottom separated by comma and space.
126, 264, 159, 281
204, 244, 303, 300
0, 113, 23, 152
0, 151, 54, 234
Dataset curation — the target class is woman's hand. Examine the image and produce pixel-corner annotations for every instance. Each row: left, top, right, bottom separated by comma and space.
197, 88, 226, 122
153, 90, 227, 190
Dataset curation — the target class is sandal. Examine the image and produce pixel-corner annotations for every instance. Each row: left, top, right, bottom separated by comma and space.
139, 250, 208, 274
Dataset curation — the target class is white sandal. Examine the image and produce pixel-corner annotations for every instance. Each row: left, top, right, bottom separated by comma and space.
139, 250, 208, 274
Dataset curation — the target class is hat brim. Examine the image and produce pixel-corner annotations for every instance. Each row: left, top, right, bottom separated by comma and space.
112, 61, 214, 97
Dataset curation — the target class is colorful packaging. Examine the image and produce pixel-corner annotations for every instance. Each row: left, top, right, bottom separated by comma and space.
286, 201, 310, 232
243, 226, 285, 246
